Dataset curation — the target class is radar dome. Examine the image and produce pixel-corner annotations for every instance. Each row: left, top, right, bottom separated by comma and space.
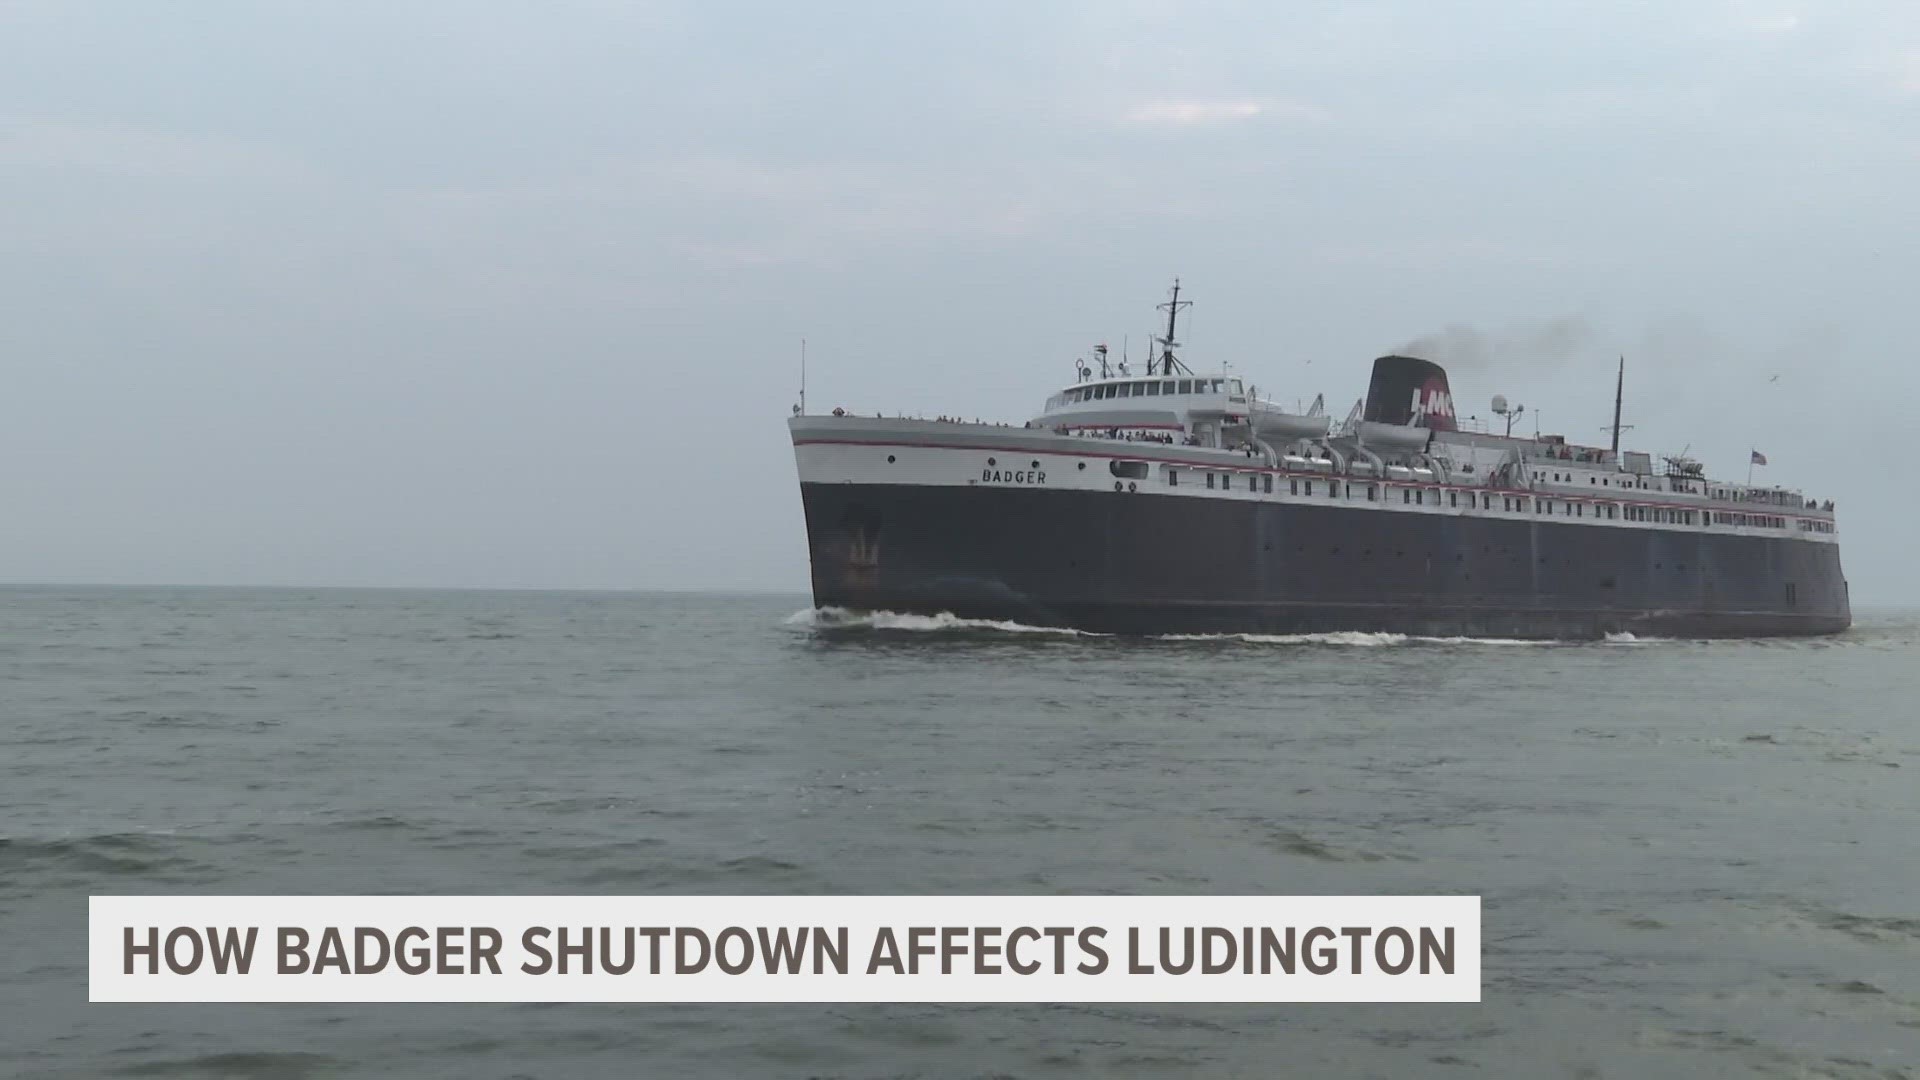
1491, 394, 1509, 415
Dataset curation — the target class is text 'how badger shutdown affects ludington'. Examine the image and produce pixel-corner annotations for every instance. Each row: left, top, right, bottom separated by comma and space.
92, 896, 1481, 1002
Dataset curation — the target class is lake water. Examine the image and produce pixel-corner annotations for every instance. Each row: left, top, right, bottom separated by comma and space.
3, 587, 1917, 1078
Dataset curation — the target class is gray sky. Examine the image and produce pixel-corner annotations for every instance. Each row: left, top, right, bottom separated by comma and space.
3, 1, 1916, 600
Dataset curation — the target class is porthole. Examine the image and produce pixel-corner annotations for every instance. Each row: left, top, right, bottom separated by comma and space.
1077, 462, 1086, 471
1128, 482, 1137, 492
1031, 460, 1040, 469
886, 454, 896, 463
988, 457, 997, 466
1114, 481, 1123, 492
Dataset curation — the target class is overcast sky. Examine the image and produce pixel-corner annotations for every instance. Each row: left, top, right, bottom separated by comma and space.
2, 1, 1916, 600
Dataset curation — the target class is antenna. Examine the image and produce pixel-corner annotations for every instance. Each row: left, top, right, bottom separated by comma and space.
799, 338, 807, 415
1491, 394, 1525, 437
1605, 355, 1631, 455
1155, 278, 1192, 376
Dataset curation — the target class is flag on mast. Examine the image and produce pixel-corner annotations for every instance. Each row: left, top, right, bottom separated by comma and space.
1750, 450, 1768, 466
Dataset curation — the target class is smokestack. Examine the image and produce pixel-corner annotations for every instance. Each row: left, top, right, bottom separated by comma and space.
1362, 355, 1457, 431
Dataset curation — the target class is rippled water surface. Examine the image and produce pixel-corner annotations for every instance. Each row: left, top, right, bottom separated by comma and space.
3, 587, 1918, 1078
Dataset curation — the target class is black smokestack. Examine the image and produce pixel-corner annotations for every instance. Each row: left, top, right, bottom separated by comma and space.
1362, 355, 1457, 431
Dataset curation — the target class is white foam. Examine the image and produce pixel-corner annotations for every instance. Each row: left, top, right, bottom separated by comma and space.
1157, 631, 1549, 647
1602, 631, 1673, 644
785, 607, 1098, 635
789, 608, 1649, 646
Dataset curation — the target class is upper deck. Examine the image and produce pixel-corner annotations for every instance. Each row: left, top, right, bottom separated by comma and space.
791, 281, 1839, 540
1036, 373, 1249, 436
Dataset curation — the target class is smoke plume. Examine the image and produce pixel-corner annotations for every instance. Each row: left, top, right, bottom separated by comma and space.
1395, 315, 1593, 371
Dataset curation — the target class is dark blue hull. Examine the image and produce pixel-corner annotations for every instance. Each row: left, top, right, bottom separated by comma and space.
800, 483, 1851, 638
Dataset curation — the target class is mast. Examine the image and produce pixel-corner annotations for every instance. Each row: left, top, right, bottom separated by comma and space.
1608, 355, 1624, 455
1155, 278, 1192, 376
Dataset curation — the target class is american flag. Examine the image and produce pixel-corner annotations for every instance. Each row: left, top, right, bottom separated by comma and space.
1750, 450, 1768, 466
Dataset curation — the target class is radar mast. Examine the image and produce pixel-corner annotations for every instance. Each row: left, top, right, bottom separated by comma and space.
1154, 279, 1193, 377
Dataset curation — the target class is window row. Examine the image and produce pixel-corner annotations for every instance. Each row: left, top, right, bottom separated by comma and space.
1620, 505, 1694, 525
1067, 378, 1240, 403
1531, 468, 1655, 490
1714, 511, 1785, 529
1158, 470, 1797, 532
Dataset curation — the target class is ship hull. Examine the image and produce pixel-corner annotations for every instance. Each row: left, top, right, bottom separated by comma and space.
799, 482, 1851, 639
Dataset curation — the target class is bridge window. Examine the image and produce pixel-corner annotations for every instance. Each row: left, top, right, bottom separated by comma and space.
1177, 379, 1193, 394
1118, 383, 1133, 397
1162, 380, 1175, 394
1211, 379, 1225, 392
1145, 381, 1162, 396
1264, 475, 1273, 494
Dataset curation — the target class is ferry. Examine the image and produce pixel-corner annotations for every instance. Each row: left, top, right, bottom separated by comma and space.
787, 283, 1849, 638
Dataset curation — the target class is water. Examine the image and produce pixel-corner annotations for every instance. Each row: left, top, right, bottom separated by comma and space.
4, 586, 1918, 1078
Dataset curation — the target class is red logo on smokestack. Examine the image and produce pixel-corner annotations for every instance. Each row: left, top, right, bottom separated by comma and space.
1413, 376, 1457, 431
